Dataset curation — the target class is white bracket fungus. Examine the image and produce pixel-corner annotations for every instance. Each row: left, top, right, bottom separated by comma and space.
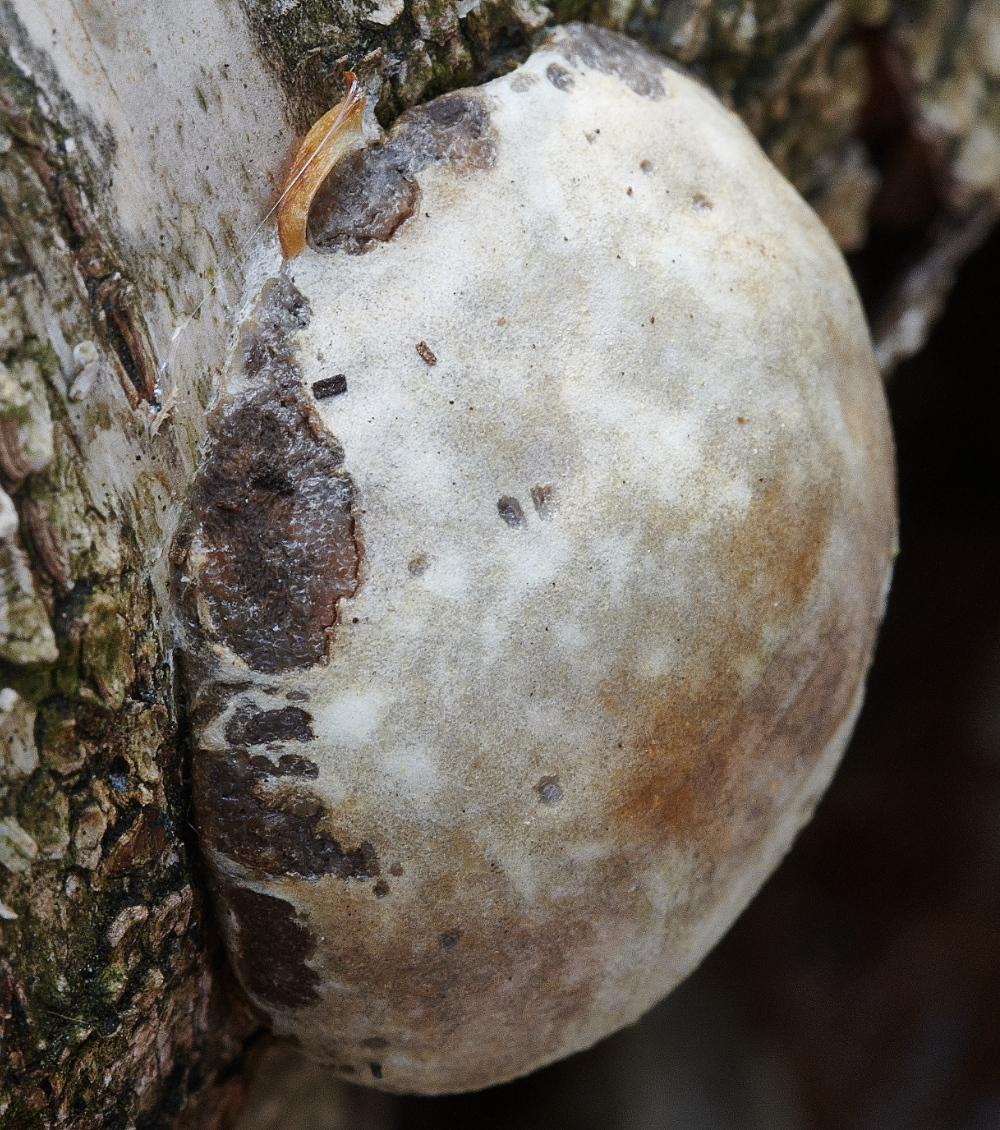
176, 24, 896, 1095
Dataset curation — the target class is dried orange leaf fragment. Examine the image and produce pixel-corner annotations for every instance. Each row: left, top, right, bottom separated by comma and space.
277, 73, 366, 259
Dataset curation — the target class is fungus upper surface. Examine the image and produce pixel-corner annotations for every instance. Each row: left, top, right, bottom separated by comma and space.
179, 24, 896, 1095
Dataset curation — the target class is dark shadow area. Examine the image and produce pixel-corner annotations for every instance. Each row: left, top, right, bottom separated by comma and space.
846, 26, 944, 318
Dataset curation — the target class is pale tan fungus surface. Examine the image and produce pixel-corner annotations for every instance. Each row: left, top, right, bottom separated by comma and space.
180, 25, 896, 1096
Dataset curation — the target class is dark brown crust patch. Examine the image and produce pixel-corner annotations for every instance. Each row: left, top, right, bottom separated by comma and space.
194, 746, 378, 881
221, 883, 321, 1009
186, 277, 360, 673
225, 706, 315, 746
262, 753, 320, 778
548, 24, 669, 101
308, 92, 496, 254
186, 680, 254, 734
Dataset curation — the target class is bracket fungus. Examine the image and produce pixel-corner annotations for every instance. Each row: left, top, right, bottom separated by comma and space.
176, 24, 896, 1095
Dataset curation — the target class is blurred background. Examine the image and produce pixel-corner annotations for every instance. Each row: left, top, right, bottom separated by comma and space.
229, 99, 1000, 1130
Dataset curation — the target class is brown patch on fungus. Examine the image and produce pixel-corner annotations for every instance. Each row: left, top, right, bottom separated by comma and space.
194, 746, 378, 881
312, 153, 420, 250
221, 883, 322, 1009
185, 277, 360, 673
269, 754, 321, 778
497, 496, 526, 528
530, 484, 557, 519
225, 706, 315, 746
309, 92, 496, 254
510, 72, 539, 92
296, 830, 627, 1087
535, 776, 563, 804
546, 63, 575, 91
186, 680, 254, 733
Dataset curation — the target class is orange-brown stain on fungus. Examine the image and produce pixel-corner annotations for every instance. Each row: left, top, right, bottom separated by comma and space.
278, 72, 366, 259
598, 467, 874, 902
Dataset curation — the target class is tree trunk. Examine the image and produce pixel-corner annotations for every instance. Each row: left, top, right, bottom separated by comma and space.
0, 0, 993, 1126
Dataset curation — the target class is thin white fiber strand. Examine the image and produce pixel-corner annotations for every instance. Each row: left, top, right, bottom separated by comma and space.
158, 76, 363, 377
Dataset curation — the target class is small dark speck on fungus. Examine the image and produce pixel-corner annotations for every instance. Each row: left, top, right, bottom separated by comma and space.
313, 375, 347, 399
536, 776, 563, 804
497, 497, 527, 528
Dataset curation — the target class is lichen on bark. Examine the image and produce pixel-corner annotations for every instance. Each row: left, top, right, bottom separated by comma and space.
0, 15, 241, 1127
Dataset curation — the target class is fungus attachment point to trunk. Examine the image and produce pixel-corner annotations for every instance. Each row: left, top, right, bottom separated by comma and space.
180, 24, 896, 1097
277, 72, 366, 259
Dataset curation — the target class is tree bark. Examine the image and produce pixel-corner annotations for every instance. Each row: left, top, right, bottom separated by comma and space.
0, 0, 993, 1125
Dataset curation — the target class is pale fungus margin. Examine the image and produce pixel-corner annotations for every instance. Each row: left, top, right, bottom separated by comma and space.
175, 24, 897, 1096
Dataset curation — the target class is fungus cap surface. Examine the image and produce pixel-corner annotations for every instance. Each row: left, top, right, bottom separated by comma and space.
179, 24, 896, 1095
